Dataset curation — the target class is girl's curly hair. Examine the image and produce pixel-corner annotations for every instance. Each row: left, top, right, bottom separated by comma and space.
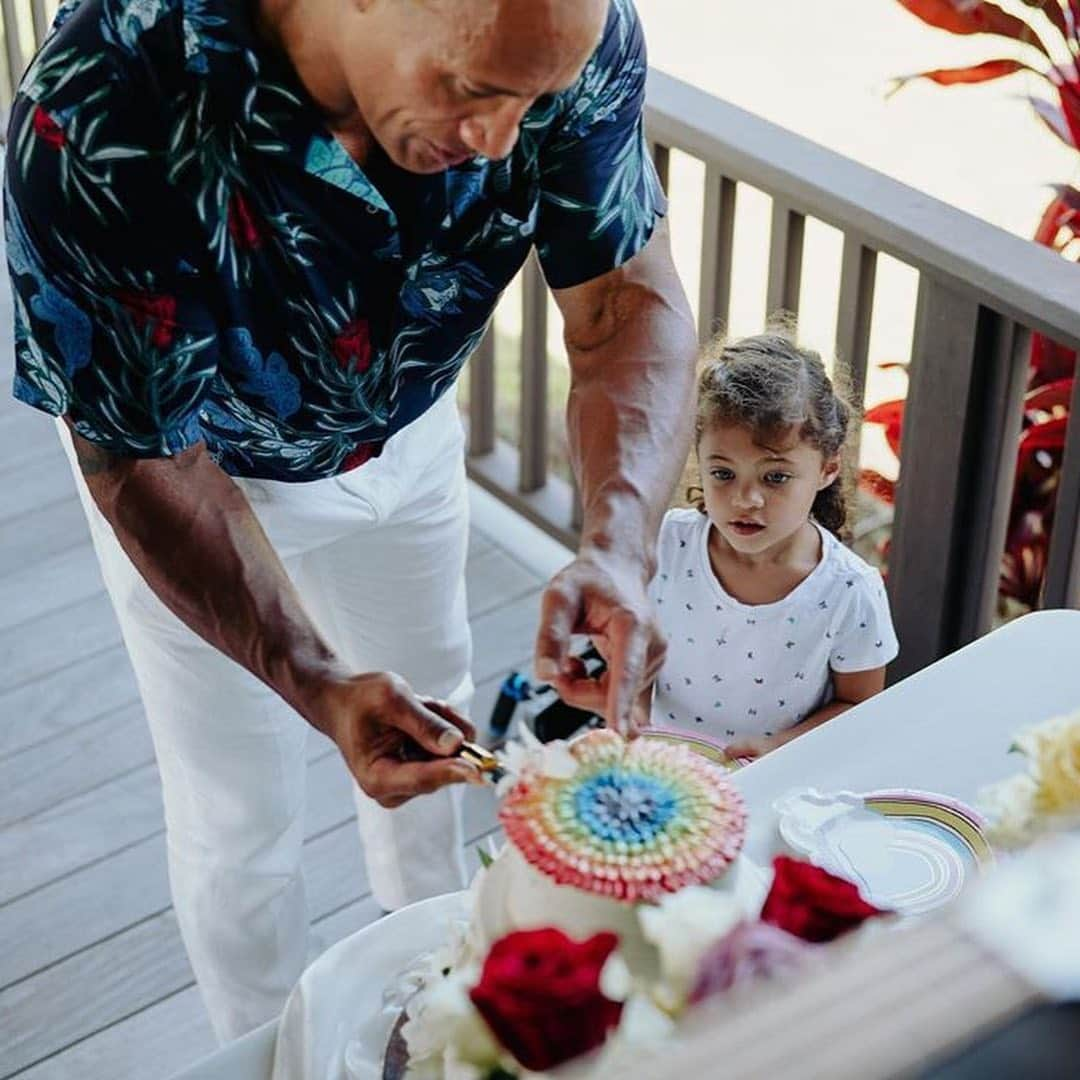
687, 328, 854, 539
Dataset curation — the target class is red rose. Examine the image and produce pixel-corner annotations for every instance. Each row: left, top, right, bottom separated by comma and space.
116, 290, 179, 350
468, 928, 623, 1073
227, 191, 262, 251
340, 440, 383, 472
332, 318, 372, 374
760, 856, 888, 943
32, 106, 65, 149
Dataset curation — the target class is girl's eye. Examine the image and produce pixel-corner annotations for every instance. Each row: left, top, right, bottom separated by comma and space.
764, 471, 792, 485
709, 468, 734, 482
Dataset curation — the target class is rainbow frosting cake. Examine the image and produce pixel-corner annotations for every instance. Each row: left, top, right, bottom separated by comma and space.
467, 729, 763, 971
499, 728, 747, 902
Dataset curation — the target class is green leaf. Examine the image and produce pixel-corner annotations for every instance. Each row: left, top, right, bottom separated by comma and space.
88, 145, 151, 162
476, 846, 494, 869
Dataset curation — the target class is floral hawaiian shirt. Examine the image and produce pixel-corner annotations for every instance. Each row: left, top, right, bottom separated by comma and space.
5, 0, 665, 480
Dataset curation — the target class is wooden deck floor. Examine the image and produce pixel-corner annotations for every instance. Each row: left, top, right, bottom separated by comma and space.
0, 278, 569, 1077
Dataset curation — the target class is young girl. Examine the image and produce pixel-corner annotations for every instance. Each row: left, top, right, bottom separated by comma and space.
648, 331, 898, 759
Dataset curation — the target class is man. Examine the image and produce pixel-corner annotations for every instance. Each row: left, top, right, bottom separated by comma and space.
6, 0, 696, 1040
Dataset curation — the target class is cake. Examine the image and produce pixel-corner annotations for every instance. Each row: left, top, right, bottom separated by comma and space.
467, 729, 762, 968
502, 727, 747, 900
392, 729, 770, 1078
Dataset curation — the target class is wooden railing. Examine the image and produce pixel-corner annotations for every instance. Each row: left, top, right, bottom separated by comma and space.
4, 7, 1080, 681
466, 71, 1080, 682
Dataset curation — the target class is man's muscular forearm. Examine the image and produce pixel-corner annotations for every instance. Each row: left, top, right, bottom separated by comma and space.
558, 223, 697, 577
536, 224, 697, 728
68, 424, 347, 726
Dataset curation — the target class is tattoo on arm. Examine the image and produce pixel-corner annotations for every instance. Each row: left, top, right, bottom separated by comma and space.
73, 437, 120, 477
562, 272, 643, 356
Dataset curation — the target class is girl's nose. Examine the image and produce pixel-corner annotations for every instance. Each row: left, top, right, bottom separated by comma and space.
733, 484, 765, 509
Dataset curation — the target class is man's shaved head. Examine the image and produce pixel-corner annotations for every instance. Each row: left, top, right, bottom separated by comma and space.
280, 0, 610, 172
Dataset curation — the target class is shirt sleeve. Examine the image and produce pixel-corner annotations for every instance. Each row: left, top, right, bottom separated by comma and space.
534, 0, 667, 289
829, 570, 900, 673
5, 40, 219, 458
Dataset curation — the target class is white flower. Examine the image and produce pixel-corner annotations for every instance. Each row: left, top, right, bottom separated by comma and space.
400, 966, 501, 1071
495, 726, 578, 796
979, 773, 1038, 850
1014, 711, 1080, 817
638, 886, 743, 1002
611, 992, 676, 1048
979, 710, 1080, 850
598, 951, 633, 1002
386, 924, 473, 1010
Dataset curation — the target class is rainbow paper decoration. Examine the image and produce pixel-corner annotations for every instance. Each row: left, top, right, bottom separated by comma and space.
499, 729, 747, 902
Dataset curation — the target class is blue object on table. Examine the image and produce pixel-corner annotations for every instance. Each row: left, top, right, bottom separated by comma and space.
487, 647, 607, 744
488, 672, 532, 740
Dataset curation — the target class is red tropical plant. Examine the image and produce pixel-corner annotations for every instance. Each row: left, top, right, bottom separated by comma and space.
865, 0, 1079, 611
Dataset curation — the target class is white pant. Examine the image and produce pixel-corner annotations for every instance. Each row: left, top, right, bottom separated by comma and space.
58, 393, 472, 1042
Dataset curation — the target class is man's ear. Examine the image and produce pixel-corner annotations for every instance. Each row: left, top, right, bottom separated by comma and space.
818, 456, 841, 491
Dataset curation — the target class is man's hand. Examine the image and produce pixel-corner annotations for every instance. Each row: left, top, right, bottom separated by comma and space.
313, 672, 482, 808
534, 551, 665, 736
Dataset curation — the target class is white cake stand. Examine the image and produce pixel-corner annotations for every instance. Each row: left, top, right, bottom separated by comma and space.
270, 892, 469, 1080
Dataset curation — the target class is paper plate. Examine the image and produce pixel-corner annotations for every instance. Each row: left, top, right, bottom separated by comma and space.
642, 725, 748, 771
774, 788, 993, 916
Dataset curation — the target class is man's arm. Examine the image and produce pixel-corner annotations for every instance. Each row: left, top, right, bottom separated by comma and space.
68, 425, 479, 806
534, 221, 697, 731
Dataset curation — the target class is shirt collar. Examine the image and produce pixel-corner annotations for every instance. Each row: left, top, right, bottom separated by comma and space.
192, 0, 400, 221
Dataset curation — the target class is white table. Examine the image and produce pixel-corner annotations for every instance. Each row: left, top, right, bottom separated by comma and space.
169, 609, 1080, 1080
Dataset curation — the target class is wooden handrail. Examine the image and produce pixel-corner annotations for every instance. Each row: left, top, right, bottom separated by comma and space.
644, 69, 1080, 352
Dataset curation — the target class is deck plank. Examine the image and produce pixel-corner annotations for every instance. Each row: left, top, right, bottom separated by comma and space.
0, 703, 151, 826
0, 542, 104, 633
465, 542, 543, 618
0, 497, 90, 575
0, 453, 79, 523
0, 737, 326, 906
0, 410, 62, 477
0, 646, 138, 760
0, 592, 124, 691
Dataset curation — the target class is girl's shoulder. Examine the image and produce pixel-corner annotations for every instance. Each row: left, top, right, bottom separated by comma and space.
654, 507, 708, 577
812, 531, 892, 617
658, 506, 708, 545
656, 505, 708, 531
818, 528, 885, 584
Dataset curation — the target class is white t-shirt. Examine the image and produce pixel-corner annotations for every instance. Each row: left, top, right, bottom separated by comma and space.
648, 508, 899, 742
